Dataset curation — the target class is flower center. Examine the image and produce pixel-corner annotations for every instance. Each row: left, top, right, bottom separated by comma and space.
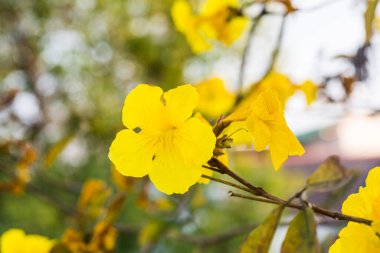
158, 128, 177, 152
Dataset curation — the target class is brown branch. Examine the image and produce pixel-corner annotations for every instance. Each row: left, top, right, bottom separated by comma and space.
208, 157, 284, 203
207, 157, 373, 225
202, 165, 223, 174
229, 191, 300, 208
228, 191, 372, 225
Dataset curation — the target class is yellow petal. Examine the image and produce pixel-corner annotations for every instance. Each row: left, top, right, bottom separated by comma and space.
24, 235, 55, 253
251, 89, 282, 121
259, 72, 295, 108
329, 238, 342, 253
187, 28, 213, 53
222, 16, 248, 45
225, 106, 251, 122
196, 77, 236, 119
246, 115, 270, 151
269, 128, 292, 170
247, 90, 304, 170
270, 127, 304, 170
149, 150, 203, 194
171, 0, 212, 53
372, 221, 380, 234
149, 117, 215, 194
122, 84, 165, 132
109, 129, 157, 178
163, 84, 199, 127
221, 121, 252, 146
330, 223, 380, 253
365, 166, 380, 193
1, 229, 25, 253
200, 0, 238, 15
1, 229, 54, 253
177, 117, 216, 164
171, 0, 194, 33
342, 191, 373, 220
299, 80, 317, 105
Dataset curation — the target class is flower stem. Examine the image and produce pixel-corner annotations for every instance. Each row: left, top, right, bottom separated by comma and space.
207, 157, 373, 226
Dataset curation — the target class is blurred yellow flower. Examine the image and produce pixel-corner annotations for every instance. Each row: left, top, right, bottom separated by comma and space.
329, 166, 380, 253
77, 179, 112, 223
138, 221, 165, 248
109, 84, 216, 194
171, 0, 247, 53
196, 77, 236, 119
226, 89, 304, 170
0, 229, 54, 253
259, 72, 296, 107
237, 73, 318, 111
299, 80, 318, 105
246, 90, 305, 170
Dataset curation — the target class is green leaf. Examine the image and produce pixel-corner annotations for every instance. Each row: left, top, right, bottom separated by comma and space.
307, 156, 351, 192
364, 0, 379, 43
240, 206, 284, 253
281, 208, 320, 253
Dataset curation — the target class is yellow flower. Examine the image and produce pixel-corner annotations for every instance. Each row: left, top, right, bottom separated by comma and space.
196, 77, 236, 119
171, 0, 247, 53
237, 73, 318, 111
329, 166, 380, 253
226, 89, 305, 170
109, 84, 216, 194
258, 72, 296, 107
0, 229, 54, 253
329, 222, 380, 253
247, 90, 304, 170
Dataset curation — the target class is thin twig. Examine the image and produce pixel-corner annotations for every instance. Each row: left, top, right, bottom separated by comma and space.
237, 8, 266, 98
202, 165, 223, 174
201, 175, 255, 195
229, 191, 300, 208
261, 13, 287, 79
208, 158, 284, 203
208, 158, 372, 225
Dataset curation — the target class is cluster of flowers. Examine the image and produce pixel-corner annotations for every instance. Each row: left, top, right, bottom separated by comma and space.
108, 82, 305, 194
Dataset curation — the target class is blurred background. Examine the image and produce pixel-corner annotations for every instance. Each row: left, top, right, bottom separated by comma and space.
0, 0, 379, 252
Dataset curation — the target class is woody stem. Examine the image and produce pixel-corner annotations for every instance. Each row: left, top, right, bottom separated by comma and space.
206, 158, 373, 226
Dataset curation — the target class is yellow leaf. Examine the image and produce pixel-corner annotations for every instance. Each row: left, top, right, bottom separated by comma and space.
43, 135, 74, 169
